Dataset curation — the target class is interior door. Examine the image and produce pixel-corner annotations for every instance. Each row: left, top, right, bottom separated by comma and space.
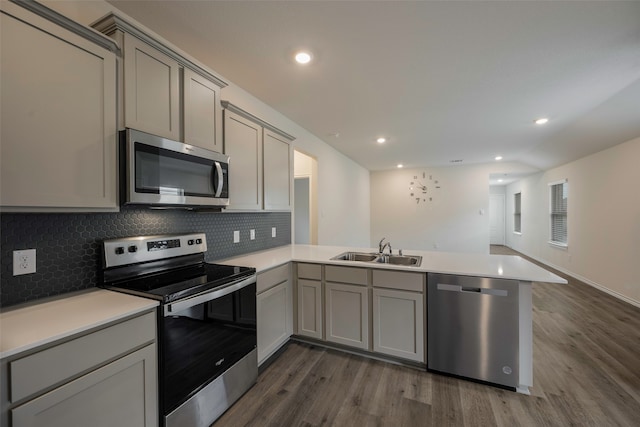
489, 194, 505, 245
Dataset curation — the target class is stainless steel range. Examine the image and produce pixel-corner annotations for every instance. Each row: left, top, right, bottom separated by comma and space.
99, 233, 257, 427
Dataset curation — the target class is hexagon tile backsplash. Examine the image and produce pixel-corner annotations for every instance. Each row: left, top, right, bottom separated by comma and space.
0, 207, 291, 307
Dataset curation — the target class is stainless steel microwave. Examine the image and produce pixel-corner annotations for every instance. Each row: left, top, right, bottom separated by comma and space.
121, 129, 229, 208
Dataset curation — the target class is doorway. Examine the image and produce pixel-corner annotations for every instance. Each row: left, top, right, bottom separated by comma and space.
489, 193, 505, 245
294, 150, 318, 244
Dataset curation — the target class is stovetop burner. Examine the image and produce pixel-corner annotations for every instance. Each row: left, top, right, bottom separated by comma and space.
99, 233, 255, 304
105, 262, 255, 303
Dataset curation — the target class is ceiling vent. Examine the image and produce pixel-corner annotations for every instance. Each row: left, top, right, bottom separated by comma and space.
449, 159, 463, 163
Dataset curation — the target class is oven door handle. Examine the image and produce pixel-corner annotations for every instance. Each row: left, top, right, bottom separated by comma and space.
163, 274, 256, 316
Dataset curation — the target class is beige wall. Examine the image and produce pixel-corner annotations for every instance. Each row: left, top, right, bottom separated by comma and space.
506, 137, 640, 306
371, 165, 491, 253
370, 162, 537, 253
43, 0, 371, 247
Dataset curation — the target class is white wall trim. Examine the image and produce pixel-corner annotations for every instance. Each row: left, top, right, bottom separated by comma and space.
506, 246, 640, 309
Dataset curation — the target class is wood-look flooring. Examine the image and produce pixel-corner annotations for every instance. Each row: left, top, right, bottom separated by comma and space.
215, 246, 640, 426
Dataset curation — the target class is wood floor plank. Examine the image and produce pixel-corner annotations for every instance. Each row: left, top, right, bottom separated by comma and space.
214, 246, 640, 426
429, 374, 464, 425
459, 381, 499, 427
331, 358, 386, 425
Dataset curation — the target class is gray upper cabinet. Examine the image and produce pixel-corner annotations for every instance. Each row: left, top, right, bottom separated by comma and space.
122, 33, 181, 141
263, 129, 292, 210
222, 101, 295, 211
0, 1, 118, 212
183, 68, 222, 153
93, 13, 227, 152
224, 110, 263, 210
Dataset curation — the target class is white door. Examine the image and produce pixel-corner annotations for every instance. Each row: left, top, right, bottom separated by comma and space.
489, 194, 505, 245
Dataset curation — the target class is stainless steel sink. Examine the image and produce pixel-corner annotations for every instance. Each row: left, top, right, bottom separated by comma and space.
374, 254, 422, 266
330, 252, 379, 262
330, 252, 422, 267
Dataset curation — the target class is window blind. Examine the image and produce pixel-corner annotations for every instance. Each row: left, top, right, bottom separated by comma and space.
550, 182, 567, 244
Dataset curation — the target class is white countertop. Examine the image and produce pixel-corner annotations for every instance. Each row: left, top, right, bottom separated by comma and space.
213, 244, 567, 284
0, 245, 563, 360
0, 289, 158, 359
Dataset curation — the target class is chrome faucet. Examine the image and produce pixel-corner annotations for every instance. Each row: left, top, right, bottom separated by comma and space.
378, 237, 392, 255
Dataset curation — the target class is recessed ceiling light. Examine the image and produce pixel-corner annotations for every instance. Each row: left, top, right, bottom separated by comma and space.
495, 156, 503, 161
498, 179, 503, 183
294, 51, 312, 64
534, 117, 549, 125
377, 137, 386, 144
397, 164, 404, 168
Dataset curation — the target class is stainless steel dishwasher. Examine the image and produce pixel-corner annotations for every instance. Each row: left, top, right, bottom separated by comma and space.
427, 273, 519, 389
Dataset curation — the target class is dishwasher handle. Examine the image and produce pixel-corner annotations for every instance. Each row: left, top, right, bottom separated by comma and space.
436, 283, 508, 297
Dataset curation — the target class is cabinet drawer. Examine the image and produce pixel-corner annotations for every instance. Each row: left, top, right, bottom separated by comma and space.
373, 270, 424, 292
11, 344, 157, 427
10, 311, 156, 403
297, 263, 321, 280
325, 265, 368, 286
257, 263, 290, 294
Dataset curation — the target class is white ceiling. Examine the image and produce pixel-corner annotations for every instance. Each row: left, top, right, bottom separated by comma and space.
107, 0, 640, 172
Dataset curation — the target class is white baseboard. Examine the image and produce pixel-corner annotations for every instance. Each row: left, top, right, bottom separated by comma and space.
505, 246, 640, 309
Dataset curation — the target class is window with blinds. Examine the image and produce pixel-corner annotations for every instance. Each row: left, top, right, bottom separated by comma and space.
514, 192, 522, 233
549, 180, 568, 246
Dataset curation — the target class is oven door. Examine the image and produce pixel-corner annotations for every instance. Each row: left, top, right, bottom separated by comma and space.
160, 275, 256, 422
125, 128, 229, 207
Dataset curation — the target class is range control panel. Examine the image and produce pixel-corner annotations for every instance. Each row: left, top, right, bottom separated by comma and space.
103, 233, 207, 268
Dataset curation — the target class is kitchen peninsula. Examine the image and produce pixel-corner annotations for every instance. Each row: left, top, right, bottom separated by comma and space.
0, 242, 566, 425
217, 244, 566, 394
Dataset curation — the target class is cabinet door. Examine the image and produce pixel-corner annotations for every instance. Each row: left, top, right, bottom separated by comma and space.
257, 280, 292, 364
297, 279, 323, 340
224, 111, 263, 210
123, 33, 180, 141
0, 7, 117, 210
373, 288, 424, 362
325, 283, 369, 350
184, 68, 221, 152
12, 344, 158, 427
263, 129, 291, 210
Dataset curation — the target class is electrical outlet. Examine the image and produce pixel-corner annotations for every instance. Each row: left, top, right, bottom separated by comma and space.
233, 231, 240, 243
250, 229, 255, 240
13, 249, 36, 275
272, 227, 276, 238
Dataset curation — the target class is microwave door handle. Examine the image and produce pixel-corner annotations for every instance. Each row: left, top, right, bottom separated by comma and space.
214, 161, 223, 197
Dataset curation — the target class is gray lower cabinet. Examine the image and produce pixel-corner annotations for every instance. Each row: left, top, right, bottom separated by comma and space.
1, 311, 158, 427
325, 282, 369, 350
257, 264, 293, 365
295, 263, 323, 340
323, 266, 369, 350
294, 262, 426, 364
296, 279, 323, 340
372, 288, 424, 362
372, 269, 425, 363
12, 344, 156, 427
